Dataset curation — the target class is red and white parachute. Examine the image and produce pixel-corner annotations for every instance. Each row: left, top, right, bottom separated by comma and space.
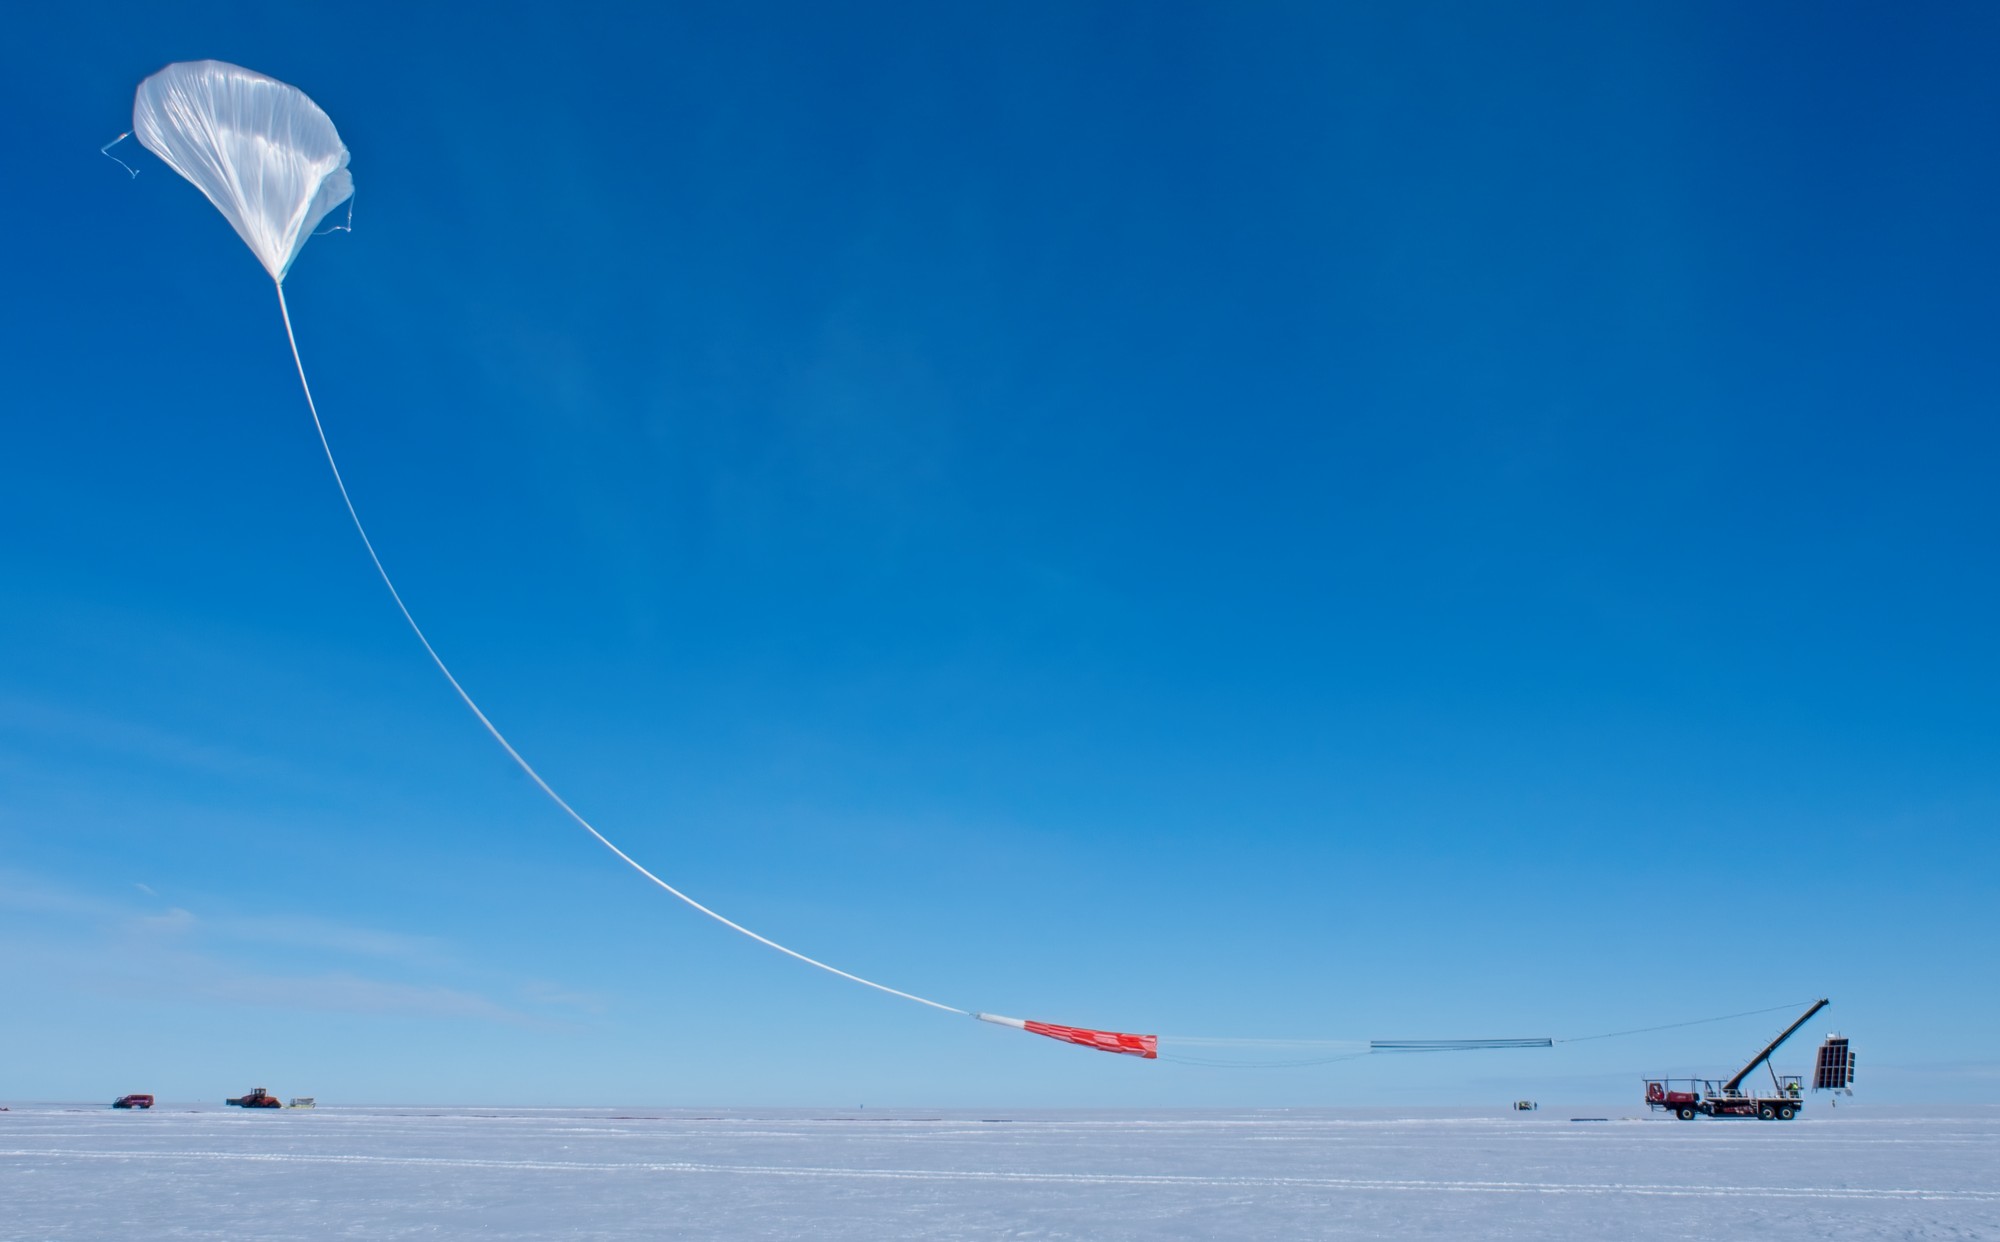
976, 1014, 1159, 1059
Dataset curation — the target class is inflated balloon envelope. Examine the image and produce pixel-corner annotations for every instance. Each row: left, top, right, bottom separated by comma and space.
131, 60, 353, 283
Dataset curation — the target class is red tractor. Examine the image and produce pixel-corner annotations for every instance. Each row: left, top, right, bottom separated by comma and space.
226, 1088, 283, 1108
1644, 999, 1851, 1121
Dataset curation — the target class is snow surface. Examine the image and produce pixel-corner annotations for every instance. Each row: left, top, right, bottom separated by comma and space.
2, 1103, 1994, 1239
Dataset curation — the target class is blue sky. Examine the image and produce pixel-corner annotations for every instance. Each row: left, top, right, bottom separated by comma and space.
2, 1, 1996, 1106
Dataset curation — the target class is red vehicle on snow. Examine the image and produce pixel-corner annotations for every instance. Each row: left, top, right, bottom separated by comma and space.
112, 1094, 154, 1110
226, 1088, 282, 1108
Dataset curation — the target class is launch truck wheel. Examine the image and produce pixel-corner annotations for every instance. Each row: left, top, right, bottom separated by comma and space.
1778, 1106, 1796, 1120
1676, 1107, 1696, 1121
1758, 1106, 1776, 1120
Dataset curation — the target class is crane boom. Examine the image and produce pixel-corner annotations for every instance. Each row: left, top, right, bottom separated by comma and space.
1723, 998, 1829, 1093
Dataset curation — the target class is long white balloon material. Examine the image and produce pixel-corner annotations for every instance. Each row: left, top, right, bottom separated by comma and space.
274, 283, 967, 1018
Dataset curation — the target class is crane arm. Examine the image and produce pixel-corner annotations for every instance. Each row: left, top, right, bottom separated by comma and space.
1723, 998, 1829, 1093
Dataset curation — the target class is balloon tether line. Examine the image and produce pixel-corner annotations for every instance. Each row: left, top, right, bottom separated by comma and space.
273, 281, 967, 1018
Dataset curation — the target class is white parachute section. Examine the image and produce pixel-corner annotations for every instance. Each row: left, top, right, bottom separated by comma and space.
131, 60, 353, 282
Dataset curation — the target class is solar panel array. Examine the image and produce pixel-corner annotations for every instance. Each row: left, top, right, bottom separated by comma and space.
1814, 1035, 1855, 1090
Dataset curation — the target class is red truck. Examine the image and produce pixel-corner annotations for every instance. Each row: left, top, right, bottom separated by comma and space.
112, 1094, 154, 1110
1644, 999, 1838, 1122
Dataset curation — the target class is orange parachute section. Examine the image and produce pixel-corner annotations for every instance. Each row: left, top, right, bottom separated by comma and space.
976, 1012, 1158, 1059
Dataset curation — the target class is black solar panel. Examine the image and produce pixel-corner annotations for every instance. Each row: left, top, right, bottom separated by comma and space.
1814, 1036, 1854, 1090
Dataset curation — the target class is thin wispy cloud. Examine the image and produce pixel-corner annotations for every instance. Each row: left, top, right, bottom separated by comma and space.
518, 978, 611, 1015
0, 695, 298, 783
195, 968, 551, 1026
194, 911, 455, 966
0, 868, 583, 1028
0, 870, 129, 918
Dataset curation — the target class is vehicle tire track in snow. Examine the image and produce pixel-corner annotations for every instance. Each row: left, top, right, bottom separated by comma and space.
4, 1149, 1994, 1203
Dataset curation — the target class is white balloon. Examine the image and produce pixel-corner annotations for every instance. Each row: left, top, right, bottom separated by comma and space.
133, 60, 353, 282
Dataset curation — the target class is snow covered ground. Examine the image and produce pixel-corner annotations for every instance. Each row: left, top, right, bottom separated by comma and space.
2, 1103, 1993, 1239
